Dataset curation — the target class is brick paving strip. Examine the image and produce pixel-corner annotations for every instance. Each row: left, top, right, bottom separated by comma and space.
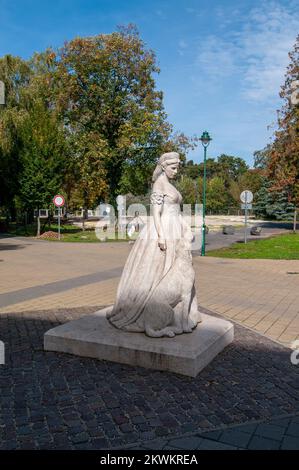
124, 414, 299, 450
0, 305, 298, 450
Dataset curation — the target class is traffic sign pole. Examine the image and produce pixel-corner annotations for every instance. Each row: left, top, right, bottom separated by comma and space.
58, 207, 61, 240
53, 195, 65, 241
240, 190, 253, 245
244, 192, 248, 244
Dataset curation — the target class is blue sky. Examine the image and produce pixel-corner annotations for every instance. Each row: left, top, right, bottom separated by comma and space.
0, 0, 298, 166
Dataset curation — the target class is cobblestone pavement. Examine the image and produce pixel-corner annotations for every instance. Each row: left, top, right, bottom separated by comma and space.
1, 236, 298, 345
0, 306, 298, 450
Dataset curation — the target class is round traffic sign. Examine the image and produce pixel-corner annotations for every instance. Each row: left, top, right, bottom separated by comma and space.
240, 190, 253, 203
53, 195, 65, 207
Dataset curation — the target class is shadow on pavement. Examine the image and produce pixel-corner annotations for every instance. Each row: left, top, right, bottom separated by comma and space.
0, 243, 27, 251
253, 221, 298, 230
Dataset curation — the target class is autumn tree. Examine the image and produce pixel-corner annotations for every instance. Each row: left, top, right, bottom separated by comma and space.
266, 35, 299, 230
68, 132, 108, 229
44, 25, 172, 202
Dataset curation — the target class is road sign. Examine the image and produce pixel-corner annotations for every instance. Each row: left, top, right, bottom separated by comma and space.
53, 195, 64, 240
240, 190, 253, 203
240, 191, 253, 244
53, 195, 65, 207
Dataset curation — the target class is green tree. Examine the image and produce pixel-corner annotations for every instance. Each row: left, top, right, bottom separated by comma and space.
266, 36, 299, 230
174, 175, 200, 206
206, 177, 229, 213
254, 179, 295, 220
0, 55, 32, 220
216, 154, 248, 188
69, 131, 108, 228
18, 100, 68, 235
46, 25, 172, 201
229, 170, 263, 207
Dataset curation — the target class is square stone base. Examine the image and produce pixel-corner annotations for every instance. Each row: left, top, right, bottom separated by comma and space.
44, 307, 234, 377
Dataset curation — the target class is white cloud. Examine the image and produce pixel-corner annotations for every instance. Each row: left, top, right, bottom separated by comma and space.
178, 39, 188, 56
195, 1, 299, 103
196, 36, 241, 77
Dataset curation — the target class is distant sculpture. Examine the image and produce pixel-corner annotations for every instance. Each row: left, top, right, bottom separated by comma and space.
106, 152, 202, 337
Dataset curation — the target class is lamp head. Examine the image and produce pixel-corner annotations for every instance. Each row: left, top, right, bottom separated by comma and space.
200, 131, 212, 147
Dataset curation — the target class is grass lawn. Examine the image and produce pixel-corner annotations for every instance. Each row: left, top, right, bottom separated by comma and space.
207, 233, 299, 259
49, 231, 131, 243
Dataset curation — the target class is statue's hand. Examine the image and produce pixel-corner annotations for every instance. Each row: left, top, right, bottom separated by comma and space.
158, 238, 166, 251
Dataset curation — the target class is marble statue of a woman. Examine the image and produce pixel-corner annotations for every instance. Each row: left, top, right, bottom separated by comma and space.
106, 152, 202, 337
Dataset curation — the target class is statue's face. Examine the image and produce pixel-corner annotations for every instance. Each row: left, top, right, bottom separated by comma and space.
164, 163, 179, 179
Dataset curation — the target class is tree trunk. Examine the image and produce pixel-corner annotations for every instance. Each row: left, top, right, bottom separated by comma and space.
293, 208, 297, 233
37, 216, 41, 237
82, 207, 88, 231
24, 212, 27, 233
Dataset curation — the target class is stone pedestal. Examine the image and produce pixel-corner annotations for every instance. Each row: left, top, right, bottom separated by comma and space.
44, 307, 234, 377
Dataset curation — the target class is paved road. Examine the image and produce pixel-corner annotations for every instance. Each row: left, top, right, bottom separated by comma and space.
0, 234, 298, 345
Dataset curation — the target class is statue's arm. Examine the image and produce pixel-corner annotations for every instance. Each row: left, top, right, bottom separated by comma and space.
151, 191, 166, 251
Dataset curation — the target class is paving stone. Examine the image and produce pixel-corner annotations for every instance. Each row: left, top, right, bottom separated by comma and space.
236, 423, 258, 434
286, 422, 299, 437
90, 438, 109, 449
198, 430, 222, 440
248, 436, 280, 450
141, 440, 167, 450
219, 429, 252, 448
280, 436, 299, 450
167, 436, 202, 450
255, 423, 286, 441
162, 445, 182, 450
70, 432, 90, 444
270, 418, 290, 427
199, 439, 237, 450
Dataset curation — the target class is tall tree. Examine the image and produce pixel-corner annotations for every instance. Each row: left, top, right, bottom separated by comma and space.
45, 25, 172, 201
267, 35, 299, 231
174, 175, 200, 206
216, 154, 248, 188
206, 177, 229, 213
18, 100, 68, 235
229, 170, 263, 207
254, 178, 295, 221
0, 55, 31, 219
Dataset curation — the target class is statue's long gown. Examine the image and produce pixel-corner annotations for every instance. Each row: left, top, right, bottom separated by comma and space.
106, 186, 200, 331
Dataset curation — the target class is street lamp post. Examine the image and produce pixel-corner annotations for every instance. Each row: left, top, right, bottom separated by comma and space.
200, 131, 212, 256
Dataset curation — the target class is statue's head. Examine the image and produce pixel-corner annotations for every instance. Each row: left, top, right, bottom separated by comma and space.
152, 152, 180, 182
